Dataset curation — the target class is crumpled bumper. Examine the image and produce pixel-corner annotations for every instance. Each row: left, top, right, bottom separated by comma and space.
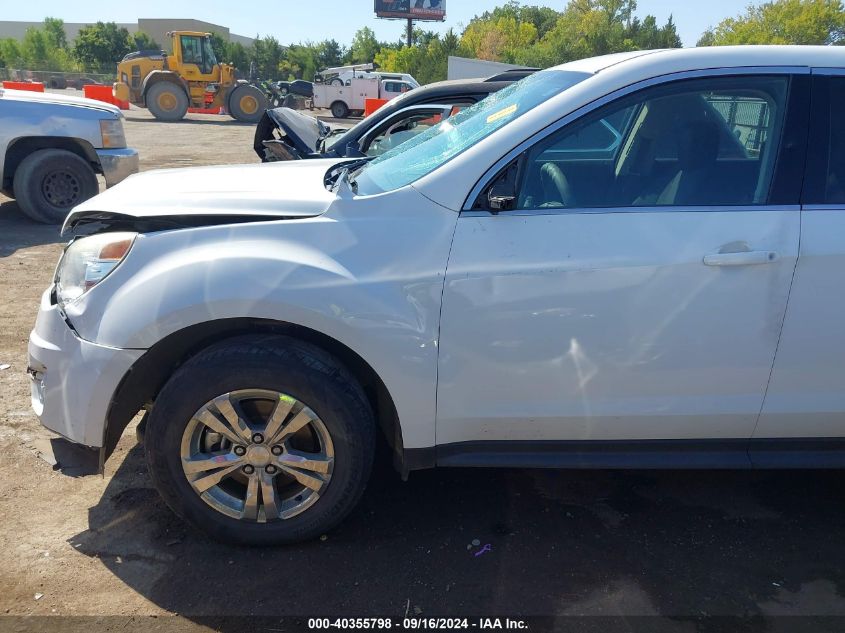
95, 147, 139, 188
28, 288, 144, 447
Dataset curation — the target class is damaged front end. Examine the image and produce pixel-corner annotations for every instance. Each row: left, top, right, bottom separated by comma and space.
254, 107, 331, 162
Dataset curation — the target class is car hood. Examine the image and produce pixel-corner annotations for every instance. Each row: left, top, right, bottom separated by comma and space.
254, 107, 329, 161
0, 87, 121, 116
63, 159, 341, 233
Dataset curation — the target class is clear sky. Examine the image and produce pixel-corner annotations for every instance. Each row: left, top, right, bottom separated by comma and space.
8, 1, 748, 48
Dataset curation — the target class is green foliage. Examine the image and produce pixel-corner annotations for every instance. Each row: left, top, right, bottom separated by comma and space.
316, 39, 345, 68
698, 0, 845, 46
285, 44, 318, 80
1, 19, 75, 71
374, 28, 460, 84
349, 27, 381, 64
132, 31, 160, 52
73, 21, 132, 73
252, 35, 285, 80
460, 0, 681, 68
225, 42, 251, 71
208, 32, 227, 59
0, 38, 23, 69
43, 17, 67, 50
207, 32, 250, 72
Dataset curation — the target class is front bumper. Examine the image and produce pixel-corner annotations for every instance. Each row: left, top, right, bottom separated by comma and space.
28, 288, 144, 448
95, 147, 139, 188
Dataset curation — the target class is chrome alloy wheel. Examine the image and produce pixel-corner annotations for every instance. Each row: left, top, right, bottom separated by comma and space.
180, 389, 334, 522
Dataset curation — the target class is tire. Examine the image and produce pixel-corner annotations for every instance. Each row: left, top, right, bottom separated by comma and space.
330, 78, 344, 87
146, 82, 189, 121
331, 100, 349, 119
228, 84, 268, 123
12, 149, 98, 224
145, 335, 376, 545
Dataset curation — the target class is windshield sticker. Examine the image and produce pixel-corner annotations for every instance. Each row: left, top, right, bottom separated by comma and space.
486, 104, 518, 124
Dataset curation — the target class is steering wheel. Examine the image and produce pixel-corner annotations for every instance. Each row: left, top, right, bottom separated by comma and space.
538, 162, 575, 208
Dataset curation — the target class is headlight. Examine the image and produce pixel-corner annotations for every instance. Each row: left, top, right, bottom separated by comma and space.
56, 232, 136, 306
99, 118, 126, 148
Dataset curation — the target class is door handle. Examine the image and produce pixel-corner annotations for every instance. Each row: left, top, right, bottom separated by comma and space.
703, 251, 778, 267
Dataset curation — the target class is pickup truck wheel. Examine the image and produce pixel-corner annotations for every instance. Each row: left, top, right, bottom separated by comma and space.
331, 101, 349, 119
228, 85, 268, 123
12, 149, 98, 224
145, 335, 376, 545
146, 82, 189, 121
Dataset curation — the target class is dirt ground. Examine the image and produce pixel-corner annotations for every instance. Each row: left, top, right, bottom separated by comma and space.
1, 102, 845, 632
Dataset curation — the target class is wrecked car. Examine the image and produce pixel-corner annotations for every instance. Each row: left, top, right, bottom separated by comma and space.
254, 72, 534, 162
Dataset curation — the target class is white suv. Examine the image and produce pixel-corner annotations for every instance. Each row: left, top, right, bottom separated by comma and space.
29, 46, 845, 544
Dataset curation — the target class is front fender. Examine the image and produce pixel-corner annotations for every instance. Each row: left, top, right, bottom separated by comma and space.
64, 187, 458, 450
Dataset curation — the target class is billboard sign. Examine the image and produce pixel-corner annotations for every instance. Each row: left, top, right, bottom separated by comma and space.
375, 0, 446, 21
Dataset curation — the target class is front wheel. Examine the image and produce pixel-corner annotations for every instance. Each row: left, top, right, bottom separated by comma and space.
12, 149, 99, 224
145, 336, 376, 545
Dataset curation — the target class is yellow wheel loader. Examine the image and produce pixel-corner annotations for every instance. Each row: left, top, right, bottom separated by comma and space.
113, 31, 267, 123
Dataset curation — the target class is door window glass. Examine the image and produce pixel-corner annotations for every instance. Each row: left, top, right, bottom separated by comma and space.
515, 76, 789, 210
180, 36, 203, 65
824, 78, 845, 203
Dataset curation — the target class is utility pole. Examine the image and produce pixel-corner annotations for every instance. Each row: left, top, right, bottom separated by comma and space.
406, 17, 414, 47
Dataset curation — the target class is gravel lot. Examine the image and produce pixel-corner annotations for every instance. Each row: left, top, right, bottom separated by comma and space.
1, 102, 844, 631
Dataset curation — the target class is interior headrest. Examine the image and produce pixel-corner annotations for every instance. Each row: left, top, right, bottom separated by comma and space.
677, 119, 720, 170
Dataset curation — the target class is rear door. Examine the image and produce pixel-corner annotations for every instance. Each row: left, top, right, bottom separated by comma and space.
754, 71, 845, 462
436, 71, 809, 463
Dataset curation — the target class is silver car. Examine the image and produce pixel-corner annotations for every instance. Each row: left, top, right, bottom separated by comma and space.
0, 88, 138, 223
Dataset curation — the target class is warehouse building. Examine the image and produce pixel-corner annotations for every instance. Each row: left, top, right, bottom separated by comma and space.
0, 18, 254, 49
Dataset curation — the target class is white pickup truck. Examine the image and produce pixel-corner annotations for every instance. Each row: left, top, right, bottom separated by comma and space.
312, 77, 416, 118
0, 88, 139, 224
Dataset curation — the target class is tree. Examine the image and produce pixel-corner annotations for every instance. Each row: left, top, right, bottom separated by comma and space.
224, 41, 250, 72
43, 17, 67, 50
132, 31, 160, 52
0, 38, 23, 69
73, 22, 132, 73
316, 39, 345, 69
698, 0, 845, 46
252, 35, 285, 80
629, 14, 681, 49
209, 32, 252, 72
461, 14, 539, 62
208, 32, 228, 59
468, 0, 683, 68
374, 28, 460, 84
286, 43, 320, 80
349, 27, 380, 64
21, 28, 50, 69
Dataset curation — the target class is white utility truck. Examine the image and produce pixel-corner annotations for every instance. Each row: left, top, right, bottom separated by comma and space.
312, 77, 416, 118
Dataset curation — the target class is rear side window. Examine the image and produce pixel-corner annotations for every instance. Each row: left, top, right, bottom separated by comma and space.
823, 78, 845, 204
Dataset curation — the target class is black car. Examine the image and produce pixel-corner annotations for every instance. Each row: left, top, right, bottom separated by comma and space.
254, 70, 536, 162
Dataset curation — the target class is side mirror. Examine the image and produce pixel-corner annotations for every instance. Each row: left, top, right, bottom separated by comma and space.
345, 141, 366, 158
488, 193, 515, 212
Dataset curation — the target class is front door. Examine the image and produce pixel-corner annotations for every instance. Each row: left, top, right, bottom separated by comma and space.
436, 73, 808, 458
